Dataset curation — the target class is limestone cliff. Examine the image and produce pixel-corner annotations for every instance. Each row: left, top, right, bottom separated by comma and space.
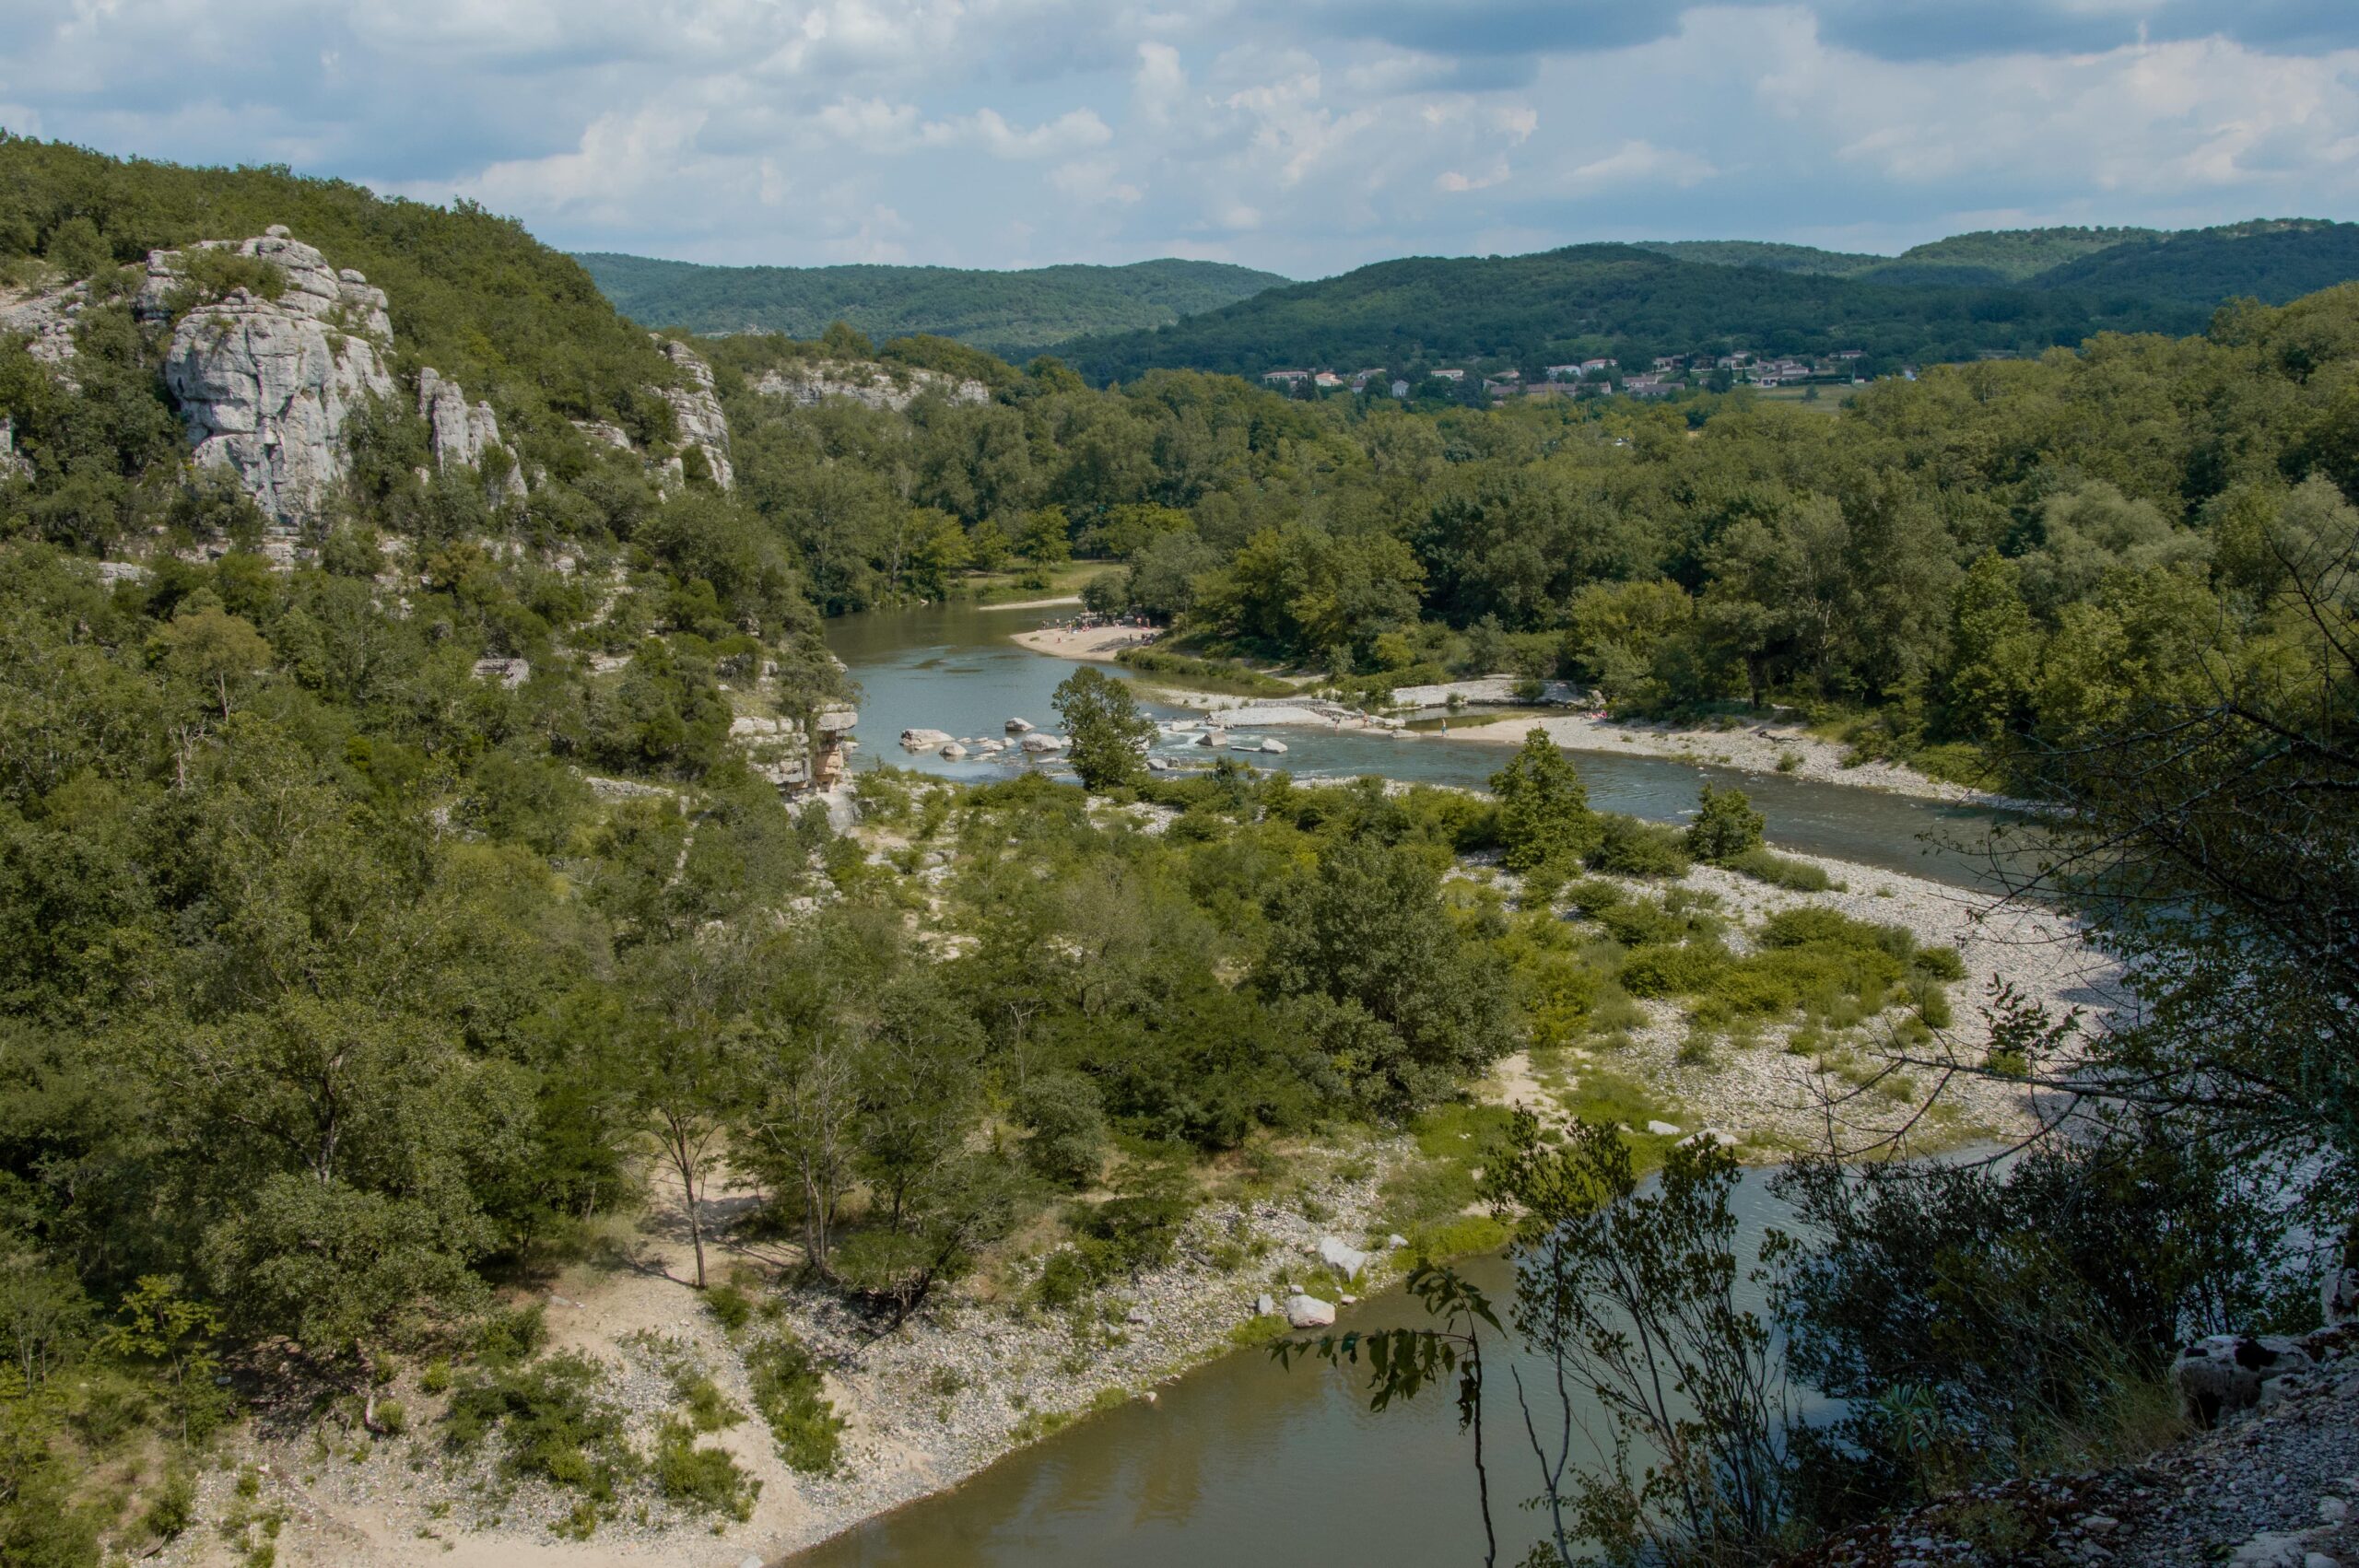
149, 228, 396, 526
417, 367, 526, 500
653, 337, 734, 489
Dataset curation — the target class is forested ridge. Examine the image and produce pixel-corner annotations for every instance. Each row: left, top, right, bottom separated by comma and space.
1, 135, 2355, 1566
576, 252, 1288, 357
1059, 222, 2359, 381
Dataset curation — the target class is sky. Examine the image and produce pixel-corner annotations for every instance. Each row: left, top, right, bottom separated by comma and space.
3, 1, 2357, 279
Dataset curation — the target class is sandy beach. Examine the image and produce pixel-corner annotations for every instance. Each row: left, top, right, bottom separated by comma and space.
1012, 624, 1159, 661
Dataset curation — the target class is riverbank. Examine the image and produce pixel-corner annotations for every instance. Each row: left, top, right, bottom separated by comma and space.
193, 1138, 1420, 1568
1448, 710, 1998, 805
1476, 847, 2111, 1154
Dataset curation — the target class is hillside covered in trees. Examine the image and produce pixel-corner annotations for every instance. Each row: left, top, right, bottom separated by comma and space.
1059, 223, 2359, 381
576, 252, 1288, 358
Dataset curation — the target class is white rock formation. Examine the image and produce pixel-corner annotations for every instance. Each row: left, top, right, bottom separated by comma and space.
153, 230, 396, 526
653, 337, 734, 489
753, 359, 990, 413
0, 415, 23, 478
900, 727, 955, 751
418, 368, 525, 500
0, 285, 88, 373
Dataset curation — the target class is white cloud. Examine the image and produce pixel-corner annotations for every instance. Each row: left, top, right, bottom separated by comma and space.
0, 0, 2352, 275
1560, 139, 1719, 193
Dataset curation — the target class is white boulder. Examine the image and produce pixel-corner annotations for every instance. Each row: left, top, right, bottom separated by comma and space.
899, 728, 955, 750
1317, 1236, 1372, 1281
1284, 1293, 1336, 1329
940, 743, 968, 759
1645, 1120, 1684, 1138
1005, 717, 1035, 733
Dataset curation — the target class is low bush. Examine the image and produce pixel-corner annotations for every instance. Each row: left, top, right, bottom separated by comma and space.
702, 1283, 754, 1333
443, 1352, 635, 1506
1725, 848, 1834, 892
745, 1333, 845, 1475
652, 1421, 759, 1520
1589, 814, 1691, 877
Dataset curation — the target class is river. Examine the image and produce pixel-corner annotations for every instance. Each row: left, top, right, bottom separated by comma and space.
786, 603, 1984, 1566
826, 599, 2010, 889
792, 1169, 1805, 1568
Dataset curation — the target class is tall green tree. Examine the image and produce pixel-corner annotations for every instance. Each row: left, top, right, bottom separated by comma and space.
1488, 729, 1597, 872
1050, 666, 1156, 791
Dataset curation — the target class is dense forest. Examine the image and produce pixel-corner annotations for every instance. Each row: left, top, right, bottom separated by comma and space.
575, 252, 1287, 357
1, 135, 2354, 1566
1057, 224, 2359, 381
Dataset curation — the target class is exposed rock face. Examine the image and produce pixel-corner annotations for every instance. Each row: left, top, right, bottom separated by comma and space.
753, 360, 990, 413
734, 704, 858, 790
0, 415, 23, 478
417, 368, 525, 500
0, 284, 88, 374
652, 337, 733, 490
155, 230, 395, 526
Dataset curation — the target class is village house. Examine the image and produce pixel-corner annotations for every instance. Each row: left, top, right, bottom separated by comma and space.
1429, 367, 1467, 382
1261, 369, 1313, 386
1313, 371, 1345, 390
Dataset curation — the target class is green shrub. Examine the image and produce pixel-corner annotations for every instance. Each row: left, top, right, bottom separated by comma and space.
372, 1398, 406, 1437
471, 1303, 548, 1367
1115, 647, 1293, 696
652, 1421, 758, 1520
1617, 941, 1729, 998
442, 1352, 634, 1504
1910, 945, 1967, 982
1684, 784, 1766, 862
703, 1283, 754, 1334
1725, 848, 1833, 892
745, 1333, 845, 1475
1596, 897, 1689, 948
1589, 814, 1691, 877
672, 1373, 744, 1433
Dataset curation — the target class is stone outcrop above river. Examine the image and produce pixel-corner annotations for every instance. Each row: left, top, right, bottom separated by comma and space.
753, 359, 991, 413
654, 337, 734, 489
417, 368, 525, 500
153, 229, 396, 525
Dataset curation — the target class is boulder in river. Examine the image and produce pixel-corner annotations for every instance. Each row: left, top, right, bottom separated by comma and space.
1261, 738, 1288, 754
1197, 729, 1228, 747
940, 743, 968, 759
1285, 1293, 1336, 1329
1005, 717, 1034, 733
1020, 732, 1062, 754
900, 727, 955, 750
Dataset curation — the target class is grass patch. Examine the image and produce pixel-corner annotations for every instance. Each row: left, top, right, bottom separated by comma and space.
1116, 646, 1294, 696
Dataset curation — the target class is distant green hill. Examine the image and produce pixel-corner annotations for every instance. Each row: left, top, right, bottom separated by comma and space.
1056, 243, 2222, 383
575, 253, 1289, 358
1635, 240, 1884, 277
1061, 222, 2359, 383
2028, 220, 2359, 306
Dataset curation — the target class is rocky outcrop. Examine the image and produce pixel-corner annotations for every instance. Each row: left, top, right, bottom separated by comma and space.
418, 368, 525, 500
0, 284, 88, 374
753, 359, 991, 413
154, 229, 396, 526
0, 415, 23, 479
735, 705, 857, 790
652, 337, 733, 490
